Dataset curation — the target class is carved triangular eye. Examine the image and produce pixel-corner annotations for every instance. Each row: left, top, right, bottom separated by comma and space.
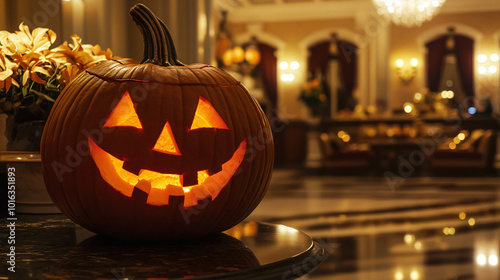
190, 97, 229, 130
153, 121, 181, 155
103, 91, 143, 129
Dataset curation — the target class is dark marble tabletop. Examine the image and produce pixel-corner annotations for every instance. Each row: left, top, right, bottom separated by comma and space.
1, 214, 325, 279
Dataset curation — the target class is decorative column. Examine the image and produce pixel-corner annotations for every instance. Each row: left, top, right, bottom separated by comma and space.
176, 0, 216, 65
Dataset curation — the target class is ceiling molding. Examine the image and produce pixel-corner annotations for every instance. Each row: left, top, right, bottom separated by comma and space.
227, 0, 368, 23
440, 0, 500, 14
225, 0, 500, 23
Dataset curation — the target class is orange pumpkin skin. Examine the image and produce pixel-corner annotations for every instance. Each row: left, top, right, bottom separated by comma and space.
40, 5, 273, 241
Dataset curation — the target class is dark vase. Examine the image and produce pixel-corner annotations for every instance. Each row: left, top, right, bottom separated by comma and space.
2, 117, 58, 213
6, 119, 46, 151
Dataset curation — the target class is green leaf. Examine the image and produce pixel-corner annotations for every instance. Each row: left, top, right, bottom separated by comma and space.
32, 90, 56, 102
22, 85, 29, 98
35, 96, 43, 105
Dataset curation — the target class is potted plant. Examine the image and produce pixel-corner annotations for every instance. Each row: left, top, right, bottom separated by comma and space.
0, 23, 118, 213
0, 23, 118, 150
299, 74, 328, 118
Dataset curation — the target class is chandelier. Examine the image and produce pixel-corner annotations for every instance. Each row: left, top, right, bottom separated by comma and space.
372, 0, 446, 27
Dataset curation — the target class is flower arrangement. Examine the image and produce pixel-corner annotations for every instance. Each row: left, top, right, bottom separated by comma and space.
0, 23, 118, 150
299, 75, 327, 116
0, 23, 118, 123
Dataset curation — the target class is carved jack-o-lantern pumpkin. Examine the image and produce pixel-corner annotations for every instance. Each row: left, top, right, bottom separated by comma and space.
41, 4, 273, 240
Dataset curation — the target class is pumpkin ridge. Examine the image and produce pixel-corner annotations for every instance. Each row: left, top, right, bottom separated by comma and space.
71, 77, 114, 231
207, 85, 252, 228
51, 75, 106, 230
230, 86, 272, 222
84, 69, 242, 88
203, 73, 240, 229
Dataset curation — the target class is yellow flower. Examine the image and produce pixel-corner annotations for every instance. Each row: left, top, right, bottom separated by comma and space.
0, 21, 120, 119
50, 35, 119, 67
0, 54, 16, 92
19, 52, 53, 85
0, 23, 56, 56
48, 35, 120, 86
309, 79, 320, 89
60, 64, 84, 87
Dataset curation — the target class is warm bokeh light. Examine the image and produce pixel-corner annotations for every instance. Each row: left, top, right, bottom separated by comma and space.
386, 128, 395, 137
337, 131, 346, 138
459, 212, 466, 220
410, 270, 420, 280
440, 90, 454, 99
414, 241, 422, 250
281, 73, 295, 82
477, 254, 487, 266
478, 66, 487, 74
341, 134, 351, 142
468, 217, 476, 226
413, 92, 422, 102
290, 61, 300, 70
448, 227, 455, 235
366, 127, 377, 137
443, 227, 449, 235
404, 234, 415, 244
410, 58, 418, 67
448, 142, 456, 150
403, 102, 413, 113
453, 137, 460, 144
280, 61, 288, 70
478, 54, 487, 63
395, 59, 404, 68
320, 133, 329, 141
245, 48, 261, 65
457, 133, 466, 141
489, 254, 499, 266
491, 53, 500, 62
232, 46, 245, 63
488, 65, 497, 74
395, 271, 404, 280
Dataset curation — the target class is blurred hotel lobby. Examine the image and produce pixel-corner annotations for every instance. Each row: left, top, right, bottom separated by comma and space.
1, 0, 500, 279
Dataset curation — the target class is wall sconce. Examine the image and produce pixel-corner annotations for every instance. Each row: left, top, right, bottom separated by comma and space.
280, 61, 299, 82
395, 58, 418, 84
477, 53, 499, 75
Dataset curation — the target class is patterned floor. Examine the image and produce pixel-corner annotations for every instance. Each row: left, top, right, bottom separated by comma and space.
247, 169, 500, 280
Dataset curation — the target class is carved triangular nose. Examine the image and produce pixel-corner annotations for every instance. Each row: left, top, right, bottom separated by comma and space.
153, 121, 181, 155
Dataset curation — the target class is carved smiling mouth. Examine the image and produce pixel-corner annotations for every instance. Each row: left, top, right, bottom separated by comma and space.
88, 137, 246, 207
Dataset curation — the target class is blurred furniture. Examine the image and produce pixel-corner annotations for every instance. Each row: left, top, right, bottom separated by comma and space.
369, 139, 426, 175
317, 116, 500, 175
319, 132, 370, 173
429, 129, 497, 174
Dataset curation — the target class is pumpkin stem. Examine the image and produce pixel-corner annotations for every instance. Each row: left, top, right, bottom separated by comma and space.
129, 4, 184, 66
